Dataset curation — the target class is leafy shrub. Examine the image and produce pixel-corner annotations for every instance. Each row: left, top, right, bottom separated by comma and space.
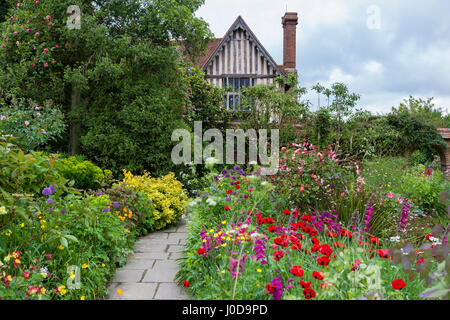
55, 156, 112, 190
122, 170, 188, 230
269, 140, 356, 210
0, 97, 66, 151
0, 135, 67, 195
101, 183, 155, 237
400, 165, 447, 215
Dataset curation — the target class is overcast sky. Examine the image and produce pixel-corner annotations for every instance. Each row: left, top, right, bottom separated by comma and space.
195, 0, 450, 114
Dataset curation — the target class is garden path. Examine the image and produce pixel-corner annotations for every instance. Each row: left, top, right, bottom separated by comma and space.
106, 218, 190, 300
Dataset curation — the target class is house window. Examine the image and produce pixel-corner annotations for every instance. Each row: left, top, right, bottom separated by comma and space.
223, 77, 254, 111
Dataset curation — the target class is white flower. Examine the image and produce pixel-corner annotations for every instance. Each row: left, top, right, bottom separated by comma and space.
240, 224, 249, 230
0, 206, 7, 215
248, 160, 257, 165
206, 198, 217, 206
250, 232, 260, 240
389, 236, 400, 242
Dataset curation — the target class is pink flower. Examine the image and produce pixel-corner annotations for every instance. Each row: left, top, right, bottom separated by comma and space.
24, 121, 30, 126
43, 62, 48, 68
45, 15, 51, 20
35, 32, 39, 37
387, 192, 394, 199
36, 113, 41, 117
43, 48, 48, 53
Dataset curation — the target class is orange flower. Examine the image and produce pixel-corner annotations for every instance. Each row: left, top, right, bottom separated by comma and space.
117, 289, 124, 295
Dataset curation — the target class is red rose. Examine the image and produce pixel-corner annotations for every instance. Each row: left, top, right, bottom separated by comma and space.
392, 278, 406, 290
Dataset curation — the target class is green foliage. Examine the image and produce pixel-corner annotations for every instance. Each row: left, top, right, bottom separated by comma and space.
400, 165, 447, 215
100, 183, 156, 237
393, 96, 450, 128
122, 170, 188, 230
55, 156, 112, 190
0, 96, 66, 151
239, 73, 308, 144
0, 135, 67, 196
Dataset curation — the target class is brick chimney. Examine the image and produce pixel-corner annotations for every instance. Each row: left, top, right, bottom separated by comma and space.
282, 12, 298, 72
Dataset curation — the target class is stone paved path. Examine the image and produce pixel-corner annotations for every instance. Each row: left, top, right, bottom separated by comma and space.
106, 218, 190, 300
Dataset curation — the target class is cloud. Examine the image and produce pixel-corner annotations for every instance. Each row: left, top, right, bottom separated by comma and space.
196, 0, 450, 114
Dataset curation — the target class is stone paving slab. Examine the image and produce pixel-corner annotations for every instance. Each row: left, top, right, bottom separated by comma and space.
105, 218, 189, 300
154, 283, 190, 300
107, 282, 158, 300
111, 269, 146, 283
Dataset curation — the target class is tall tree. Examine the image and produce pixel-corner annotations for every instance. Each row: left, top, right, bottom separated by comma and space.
0, 0, 212, 175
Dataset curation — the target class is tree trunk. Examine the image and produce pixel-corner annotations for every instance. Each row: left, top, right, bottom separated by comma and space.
68, 84, 81, 156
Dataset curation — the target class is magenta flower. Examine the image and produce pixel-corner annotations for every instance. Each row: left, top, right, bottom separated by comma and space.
24, 120, 30, 126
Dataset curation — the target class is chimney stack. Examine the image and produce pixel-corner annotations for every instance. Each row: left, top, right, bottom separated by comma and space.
282, 12, 298, 72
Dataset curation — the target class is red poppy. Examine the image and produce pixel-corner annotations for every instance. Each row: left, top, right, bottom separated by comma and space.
273, 250, 284, 261
235, 184, 240, 190
312, 271, 324, 280
283, 209, 290, 215
319, 244, 333, 257
392, 278, 406, 290
369, 236, 380, 245
235, 180, 240, 184
265, 217, 275, 224
351, 259, 361, 271
196, 248, 206, 255
299, 280, 311, 289
327, 231, 337, 238
377, 249, 390, 259
317, 256, 331, 266
224, 206, 231, 211
340, 229, 352, 238
293, 210, 299, 218
425, 234, 433, 241
268, 226, 277, 233
311, 237, 320, 245
265, 283, 276, 294
290, 265, 304, 277
226, 189, 232, 194
303, 288, 316, 299
301, 214, 312, 222
182, 281, 190, 287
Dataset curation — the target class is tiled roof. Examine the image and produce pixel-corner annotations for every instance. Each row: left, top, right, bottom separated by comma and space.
198, 38, 223, 68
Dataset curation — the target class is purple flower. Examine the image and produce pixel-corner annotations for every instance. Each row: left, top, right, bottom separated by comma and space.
364, 201, 374, 233
398, 199, 410, 233
60, 208, 67, 214
112, 201, 120, 208
268, 276, 283, 300
225, 195, 231, 202
96, 192, 102, 196
42, 185, 55, 196
221, 170, 228, 175
46, 198, 55, 205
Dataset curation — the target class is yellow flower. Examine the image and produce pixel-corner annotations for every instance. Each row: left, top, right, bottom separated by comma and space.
80, 296, 85, 300
257, 268, 262, 273
5, 230, 11, 237
256, 284, 260, 287
20, 223, 25, 228
221, 220, 227, 225
101, 263, 105, 267
58, 285, 67, 295
59, 245, 65, 250
81, 263, 89, 269
117, 289, 124, 295
221, 243, 227, 247
220, 270, 225, 274
69, 271, 75, 279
